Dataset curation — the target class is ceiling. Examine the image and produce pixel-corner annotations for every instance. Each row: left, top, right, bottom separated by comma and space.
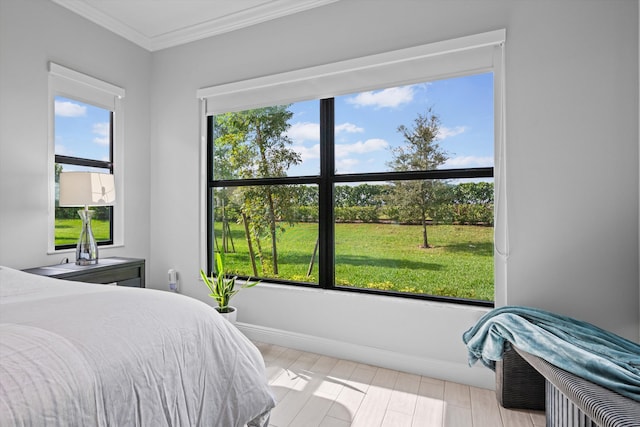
52, 0, 339, 52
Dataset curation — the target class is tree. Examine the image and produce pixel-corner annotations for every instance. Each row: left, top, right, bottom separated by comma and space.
334, 184, 387, 208
452, 182, 494, 205
387, 109, 448, 248
449, 182, 494, 225
213, 106, 301, 275
55, 163, 63, 181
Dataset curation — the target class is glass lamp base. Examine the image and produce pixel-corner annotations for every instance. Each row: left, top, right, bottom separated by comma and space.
76, 208, 98, 265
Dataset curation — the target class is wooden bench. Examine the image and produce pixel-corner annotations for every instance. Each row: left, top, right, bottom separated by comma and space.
496, 346, 640, 427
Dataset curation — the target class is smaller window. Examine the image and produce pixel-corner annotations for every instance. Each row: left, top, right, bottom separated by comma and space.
54, 96, 114, 249
48, 62, 125, 252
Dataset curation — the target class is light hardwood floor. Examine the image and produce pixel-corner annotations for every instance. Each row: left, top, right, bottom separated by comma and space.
254, 341, 545, 427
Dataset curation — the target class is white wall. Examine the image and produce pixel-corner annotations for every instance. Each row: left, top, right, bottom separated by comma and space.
149, 0, 639, 388
0, 0, 152, 270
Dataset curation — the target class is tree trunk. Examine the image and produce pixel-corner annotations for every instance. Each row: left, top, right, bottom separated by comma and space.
256, 125, 279, 275
246, 211, 265, 273
307, 237, 319, 277
266, 187, 279, 275
421, 210, 429, 248
241, 212, 258, 276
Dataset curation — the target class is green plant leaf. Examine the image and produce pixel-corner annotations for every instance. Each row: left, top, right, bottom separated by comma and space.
201, 252, 260, 311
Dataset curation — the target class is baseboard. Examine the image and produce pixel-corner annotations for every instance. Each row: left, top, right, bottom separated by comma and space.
236, 321, 495, 389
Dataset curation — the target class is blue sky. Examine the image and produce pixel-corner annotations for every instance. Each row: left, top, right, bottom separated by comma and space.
286, 72, 494, 177
54, 95, 111, 168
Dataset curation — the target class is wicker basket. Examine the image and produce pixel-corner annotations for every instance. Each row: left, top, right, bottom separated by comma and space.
495, 345, 546, 410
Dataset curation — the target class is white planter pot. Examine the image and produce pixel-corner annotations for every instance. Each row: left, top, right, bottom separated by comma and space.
215, 306, 237, 324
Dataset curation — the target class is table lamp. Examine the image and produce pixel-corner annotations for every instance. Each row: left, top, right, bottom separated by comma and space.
59, 172, 116, 265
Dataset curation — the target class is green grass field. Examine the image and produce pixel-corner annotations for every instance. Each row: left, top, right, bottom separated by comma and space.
55, 218, 111, 246
215, 221, 494, 301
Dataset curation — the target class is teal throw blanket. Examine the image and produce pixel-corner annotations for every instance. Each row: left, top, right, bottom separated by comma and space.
462, 306, 640, 401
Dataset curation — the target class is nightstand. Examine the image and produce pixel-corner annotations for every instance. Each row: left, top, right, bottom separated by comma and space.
23, 257, 145, 287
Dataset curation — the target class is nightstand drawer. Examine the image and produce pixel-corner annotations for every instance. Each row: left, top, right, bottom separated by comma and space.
68, 265, 140, 285
24, 257, 145, 288
116, 277, 141, 287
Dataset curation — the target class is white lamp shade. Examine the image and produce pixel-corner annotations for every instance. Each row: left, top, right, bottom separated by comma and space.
59, 172, 116, 207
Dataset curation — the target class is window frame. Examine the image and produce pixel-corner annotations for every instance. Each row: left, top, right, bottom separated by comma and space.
54, 101, 115, 249
48, 63, 125, 253
206, 96, 494, 306
198, 30, 507, 307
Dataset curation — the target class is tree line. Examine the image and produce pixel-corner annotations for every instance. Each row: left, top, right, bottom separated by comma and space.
216, 181, 493, 226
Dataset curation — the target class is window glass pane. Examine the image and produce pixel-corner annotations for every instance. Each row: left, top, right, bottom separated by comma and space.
334, 180, 494, 301
211, 100, 319, 179
212, 185, 319, 284
54, 164, 112, 247
54, 96, 112, 162
334, 73, 493, 174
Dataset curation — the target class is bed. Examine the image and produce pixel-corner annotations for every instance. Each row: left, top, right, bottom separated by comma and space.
0, 266, 275, 426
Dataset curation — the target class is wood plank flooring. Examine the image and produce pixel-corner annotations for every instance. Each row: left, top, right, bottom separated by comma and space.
254, 341, 545, 427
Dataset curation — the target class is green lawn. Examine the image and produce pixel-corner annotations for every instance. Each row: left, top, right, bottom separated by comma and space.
55, 218, 111, 246
215, 221, 494, 301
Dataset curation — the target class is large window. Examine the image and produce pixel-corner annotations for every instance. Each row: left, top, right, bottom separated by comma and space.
207, 73, 494, 304
200, 30, 505, 306
48, 63, 124, 252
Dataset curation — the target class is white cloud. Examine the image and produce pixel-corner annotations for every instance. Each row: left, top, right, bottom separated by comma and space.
335, 138, 389, 157
444, 155, 493, 168
93, 122, 110, 145
288, 121, 364, 144
336, 122, 364, 134
346, 86, 415, 109
437, 126, 467, 139
334, 138, 389, 173
287, 122, 319, 143
336, 158, 360, 173
55, 100, 86, 117
294, 143, 320, 161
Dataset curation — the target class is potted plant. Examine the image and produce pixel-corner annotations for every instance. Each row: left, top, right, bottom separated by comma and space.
200, 252, 259, 324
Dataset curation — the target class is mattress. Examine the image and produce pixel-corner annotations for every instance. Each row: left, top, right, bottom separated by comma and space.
0, 266, 275, 426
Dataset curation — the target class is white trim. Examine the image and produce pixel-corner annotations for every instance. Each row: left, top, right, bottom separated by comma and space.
52, 0, 151, 50
48, 64, 125, 253
237, 321, 494, 389
149, 0, 340, 52
47, 244, 124, 256
47, 84, 56, 251
112, 95, 125, 246
199, 99, 209, 272
52, 0, 339, 52
494, 42, 509, 307
197, 29, 505, 114
49, 62, 125, 99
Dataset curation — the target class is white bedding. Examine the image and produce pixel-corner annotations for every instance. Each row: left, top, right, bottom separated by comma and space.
0, 266, 275, 426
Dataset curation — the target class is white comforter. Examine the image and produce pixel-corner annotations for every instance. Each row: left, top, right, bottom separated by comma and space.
0, 266, 275, 426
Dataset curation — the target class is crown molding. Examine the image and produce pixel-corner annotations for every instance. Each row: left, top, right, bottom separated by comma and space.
52, 0, 339, 52
150, 0, 339, 51
52, 0, 152, 50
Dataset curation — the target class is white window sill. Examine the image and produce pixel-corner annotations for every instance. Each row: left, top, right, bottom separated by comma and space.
47, 244, 124, 256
